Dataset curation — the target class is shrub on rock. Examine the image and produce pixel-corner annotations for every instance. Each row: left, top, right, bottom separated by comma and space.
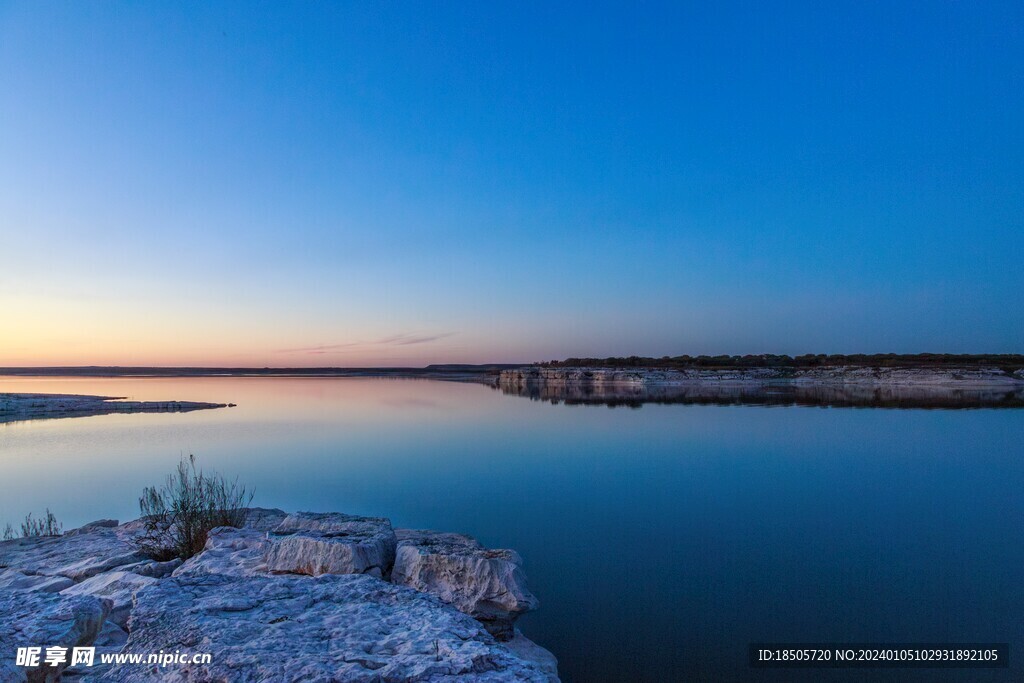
134, 455, 253, 561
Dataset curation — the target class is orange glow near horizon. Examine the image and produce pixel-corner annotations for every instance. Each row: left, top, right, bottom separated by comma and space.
1, 301, 527, 367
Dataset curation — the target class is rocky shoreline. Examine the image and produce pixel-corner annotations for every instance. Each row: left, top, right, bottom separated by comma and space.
0, 394, 233, 425
0, 510, 557, 682
498, 366, 1024, 408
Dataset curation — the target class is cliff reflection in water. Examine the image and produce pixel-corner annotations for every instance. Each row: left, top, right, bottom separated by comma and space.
496, 381, 1024, 409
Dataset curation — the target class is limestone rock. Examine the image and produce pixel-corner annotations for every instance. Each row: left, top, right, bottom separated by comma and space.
63, 619, 130, 681
264, 512, 397, 578
241, 508, 288, 532
61, 571, 157, 629
93, 619, 129, 649
118, 558, 182, 579
273, 510, 390, 535
500, 365, 1024, 388
173, 527, 270, 578
392, 529, 539, 640
0, 529, 144, 583
0, 509, 287, 585
100, 573, 553, 682
505, 629, 560, 683
0, 568, 74, 593
0, 589, 110, 682
64, 521, 118, 537
1, 509, 558, 681
0, 393, 230, 425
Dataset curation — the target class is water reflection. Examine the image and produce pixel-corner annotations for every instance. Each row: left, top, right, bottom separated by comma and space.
1, 375, 1022, 682
496, 380, 1024, 409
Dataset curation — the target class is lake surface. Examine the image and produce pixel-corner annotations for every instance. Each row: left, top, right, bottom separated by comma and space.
1, 375, 1022, 682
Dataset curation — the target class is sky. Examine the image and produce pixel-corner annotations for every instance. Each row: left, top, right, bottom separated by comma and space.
1, 1, 1022, 366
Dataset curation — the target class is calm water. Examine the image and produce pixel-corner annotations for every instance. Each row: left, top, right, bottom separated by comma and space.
1, 376, 1022, 682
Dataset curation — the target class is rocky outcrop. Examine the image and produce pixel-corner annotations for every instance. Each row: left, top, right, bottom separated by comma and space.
240, 507, 289, 531
139, 508, 286, 578
0, 525, 145, 582
116, 558, 182, 579
501, 365, 1024, 387
393, 529, 539, 641
173, 527, 270, 577
64, 521, 118, 537
0, 510, 557, 682
0, 588, 111, 682
505, 629, 560, 681
60, 572, 157, 630
0, 568, 74, 594
101, 574, 551, 682
0, 393, 233, 425
498, 366, 1024, 408
264, 512, 397, 578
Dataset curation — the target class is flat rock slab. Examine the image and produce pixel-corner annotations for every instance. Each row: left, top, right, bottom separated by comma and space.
116, 558, 182, 579
61, 571, 157, 629
393, 529, 539, 640
0, 528, 145, 582
1, 510, 558, 681
0, 509, 286, 583
0, 568, 74, 594
0, 393, 231, 425
173, 527, 271, 578
265, 512, 397, 578
274, 511, 391, 535
0, 589, 110, 682
100, 573, 553, 682
64, 521, 119, 537
241, 508, 289, 532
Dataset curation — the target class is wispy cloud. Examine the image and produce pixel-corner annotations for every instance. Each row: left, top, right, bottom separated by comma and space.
275, 332, 454, 355
274, 342, 362, 354
375, 332, 455, 346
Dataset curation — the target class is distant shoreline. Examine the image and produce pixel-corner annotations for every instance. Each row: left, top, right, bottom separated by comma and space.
539, 353, 1024, 371
2, 354, 1023, 376
0, 365, 523, 379
5, 362, 1022, 413
498, 366, 1024, 409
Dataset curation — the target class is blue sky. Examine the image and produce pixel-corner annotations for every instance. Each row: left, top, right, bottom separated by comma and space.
1, 1, 1021, 365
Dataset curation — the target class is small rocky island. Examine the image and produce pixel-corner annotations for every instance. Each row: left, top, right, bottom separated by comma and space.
0, 510, 557, 682
0, 394, 232, 425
